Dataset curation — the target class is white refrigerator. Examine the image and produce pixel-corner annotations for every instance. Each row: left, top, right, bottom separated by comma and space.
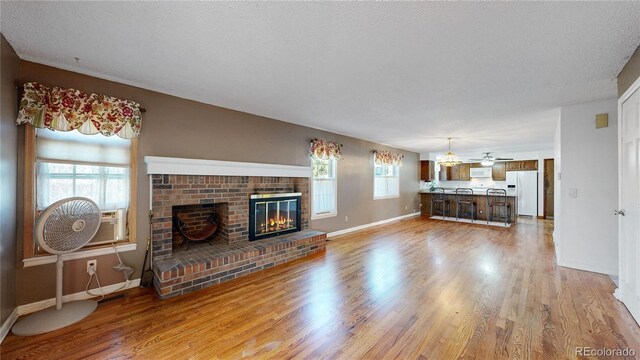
505, 171, 537, 217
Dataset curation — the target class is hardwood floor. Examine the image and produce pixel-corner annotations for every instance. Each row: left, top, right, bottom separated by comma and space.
3, 217, 640, 359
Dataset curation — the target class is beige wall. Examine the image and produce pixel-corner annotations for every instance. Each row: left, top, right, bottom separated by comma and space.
1, 34, 20, 324
15, 61, 419, 305
619, 46, 640, 97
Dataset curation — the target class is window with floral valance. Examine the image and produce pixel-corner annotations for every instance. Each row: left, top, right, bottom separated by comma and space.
16, 82, 143, 139
373, 150, 403, 199
16, 82, 141, 258
309, 139, 342, 219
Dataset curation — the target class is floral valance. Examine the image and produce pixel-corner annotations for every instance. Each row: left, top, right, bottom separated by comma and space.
16, 82, 143, 139
309, 138, 343, 160
374, 150, 404, 166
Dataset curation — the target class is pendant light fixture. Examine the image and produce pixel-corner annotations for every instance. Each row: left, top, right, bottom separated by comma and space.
438, 138, 463, 167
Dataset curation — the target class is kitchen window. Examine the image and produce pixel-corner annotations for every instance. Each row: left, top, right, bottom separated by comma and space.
374, 163, 400, 199
311, 158, 337, 219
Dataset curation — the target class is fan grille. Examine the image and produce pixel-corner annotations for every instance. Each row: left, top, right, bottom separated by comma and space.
38, 198, 101, 254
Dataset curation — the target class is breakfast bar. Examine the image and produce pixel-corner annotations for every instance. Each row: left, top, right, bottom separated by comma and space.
420, 189, 518, 224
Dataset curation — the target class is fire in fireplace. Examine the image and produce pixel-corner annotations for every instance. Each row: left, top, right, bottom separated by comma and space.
249, 193, 302, 241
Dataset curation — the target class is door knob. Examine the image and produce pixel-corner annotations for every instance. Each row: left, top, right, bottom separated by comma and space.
614, 209, 626, 216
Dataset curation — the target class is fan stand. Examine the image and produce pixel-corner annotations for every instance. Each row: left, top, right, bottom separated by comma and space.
12, 255, 97, 336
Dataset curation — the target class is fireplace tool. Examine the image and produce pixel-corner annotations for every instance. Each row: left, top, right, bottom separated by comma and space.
140, 211, 154, 288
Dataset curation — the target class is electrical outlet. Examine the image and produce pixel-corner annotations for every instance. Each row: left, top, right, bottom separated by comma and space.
345, 216, 349, 222
405, 205, 408, 210
87, 259, 97, 275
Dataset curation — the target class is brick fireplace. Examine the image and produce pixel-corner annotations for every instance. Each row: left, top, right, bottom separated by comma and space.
151, 174, 310, 257
146, 157, 326, 299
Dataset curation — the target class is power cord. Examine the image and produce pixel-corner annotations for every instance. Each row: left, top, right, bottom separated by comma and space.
85, 242, 132, 300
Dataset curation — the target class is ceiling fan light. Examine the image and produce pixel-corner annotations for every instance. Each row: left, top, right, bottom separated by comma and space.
481, 158, 494, 166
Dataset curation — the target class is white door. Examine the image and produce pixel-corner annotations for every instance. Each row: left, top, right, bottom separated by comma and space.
618, 84, 640, 323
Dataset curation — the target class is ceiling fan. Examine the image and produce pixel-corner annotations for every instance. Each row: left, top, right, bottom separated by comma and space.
469, 152, 513, 166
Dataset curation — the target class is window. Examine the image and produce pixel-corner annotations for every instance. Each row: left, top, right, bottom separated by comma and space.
311, 158, 337, 218
27, 128, 136, 254
36, 163, 129, 210
374, 163, 400, 199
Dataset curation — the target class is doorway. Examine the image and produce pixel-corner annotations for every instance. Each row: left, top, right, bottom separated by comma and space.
617, 79, 640, 324
543, 159, 554, 219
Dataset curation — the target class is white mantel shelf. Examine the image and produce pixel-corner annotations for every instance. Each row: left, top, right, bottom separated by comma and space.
144, 156, 312, 178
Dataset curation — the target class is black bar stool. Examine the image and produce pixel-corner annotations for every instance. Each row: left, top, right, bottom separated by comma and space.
455, 188, 475, 222
430, 187, 450, 219
486, 189, 510, 226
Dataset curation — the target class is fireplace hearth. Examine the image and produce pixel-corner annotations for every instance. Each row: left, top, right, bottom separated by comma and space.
249, 193, 302, 241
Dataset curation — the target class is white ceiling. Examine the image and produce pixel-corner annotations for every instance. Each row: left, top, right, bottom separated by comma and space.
2, 2, 639, 155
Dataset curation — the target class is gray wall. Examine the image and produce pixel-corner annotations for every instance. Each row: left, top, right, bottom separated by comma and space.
1, 34, 19, 323
619, 46, 640, 97
15, 61, 420, 304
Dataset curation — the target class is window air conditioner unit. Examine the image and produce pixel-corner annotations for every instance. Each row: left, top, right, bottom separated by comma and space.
86, 209, 127, 246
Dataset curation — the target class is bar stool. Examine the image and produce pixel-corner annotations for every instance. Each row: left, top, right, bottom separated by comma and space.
430, 187, 450, 219
455, 188, 475, 222
486, 189, 510, 226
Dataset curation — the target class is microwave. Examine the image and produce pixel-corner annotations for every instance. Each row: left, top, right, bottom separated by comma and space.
470, 167, 493, 178
87, 209, 127, 246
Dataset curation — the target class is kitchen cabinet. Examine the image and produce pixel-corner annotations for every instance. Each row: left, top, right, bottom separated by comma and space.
441, 163, 470, 181
506, 160, 538, 171
420, 160, 435, 181
492, 162, 506, 181
449, 164, 460, 180
458, 163, 470, 181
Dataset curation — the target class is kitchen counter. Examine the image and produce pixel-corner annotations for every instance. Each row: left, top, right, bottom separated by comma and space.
419, 188, 517, 197
420, 191, 517, 223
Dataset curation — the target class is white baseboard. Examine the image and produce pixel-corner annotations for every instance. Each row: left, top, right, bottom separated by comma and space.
16, 278, 140, 317
0, 308, 19, 344
614, 287, 623, 301
327, 212, 420, 238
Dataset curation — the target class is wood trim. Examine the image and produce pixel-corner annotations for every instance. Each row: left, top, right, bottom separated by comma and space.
21, 125, 36, 261
543, 158, 554, 219
128, 137, 138, 244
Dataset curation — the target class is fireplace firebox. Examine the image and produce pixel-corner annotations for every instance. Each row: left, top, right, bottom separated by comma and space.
249, 193, 302, 241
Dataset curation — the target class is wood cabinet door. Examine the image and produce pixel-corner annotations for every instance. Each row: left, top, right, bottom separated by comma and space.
420, 161, 429, 181
459, 163, 470, 181
506, 160, 538, 171
523, 160, 538, 171
505, 161, 520, 171
492, 162, 506, 181
449, 164, 460, 180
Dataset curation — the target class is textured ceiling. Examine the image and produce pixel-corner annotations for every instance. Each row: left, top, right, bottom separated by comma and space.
2, 2, 639, 155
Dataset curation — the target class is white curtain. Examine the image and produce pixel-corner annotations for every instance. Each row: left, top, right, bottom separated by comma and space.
312, 179, 336, 215
36, 162, 130, 210
374, 176, 399, 198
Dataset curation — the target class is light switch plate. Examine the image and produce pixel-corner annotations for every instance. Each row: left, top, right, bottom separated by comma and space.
569, 188, 578, 198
